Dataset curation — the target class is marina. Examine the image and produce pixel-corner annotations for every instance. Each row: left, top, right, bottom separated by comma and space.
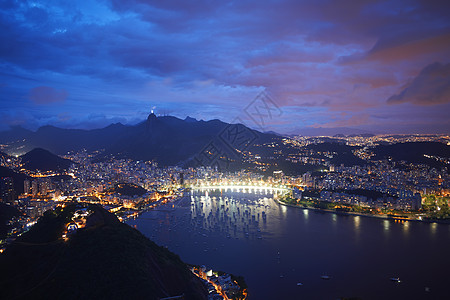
127, 189, 450, 299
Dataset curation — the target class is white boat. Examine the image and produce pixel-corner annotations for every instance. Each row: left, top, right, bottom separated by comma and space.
390, 277, 401, 283
296, 282, 303, 286
321, 275, 331, 280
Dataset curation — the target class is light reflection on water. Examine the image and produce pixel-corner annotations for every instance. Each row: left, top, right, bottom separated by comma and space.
431, 222, 438, 236
189, 191, 272, 240
383, 219, 390, 233
303, 208, 309, 221
353, 216, 360, 230
403, 221, 410, 234
280, 203, 287, 217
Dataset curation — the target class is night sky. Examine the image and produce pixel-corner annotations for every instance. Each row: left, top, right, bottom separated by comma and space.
1, 0, 450, 134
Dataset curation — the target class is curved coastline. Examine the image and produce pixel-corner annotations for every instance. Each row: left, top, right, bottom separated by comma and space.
275, 198, 450, 225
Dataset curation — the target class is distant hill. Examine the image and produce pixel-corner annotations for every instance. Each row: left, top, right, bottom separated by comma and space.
0, 126, 33, 143
372, 142, 450, 168
293, 126, 375, 137
109, 183, 147, 196
348, 133, 376, 138
20, 148, 73, 172
264, 130, 283, 136
0, 123, 129, 156
184, 116, 198, 123
304, 143, 367, 166
0, 203, 208, 299
305, 142, 357, 153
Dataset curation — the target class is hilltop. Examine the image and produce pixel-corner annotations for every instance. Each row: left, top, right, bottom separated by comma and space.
0, 203, 208, 300
20, 148, 73, 172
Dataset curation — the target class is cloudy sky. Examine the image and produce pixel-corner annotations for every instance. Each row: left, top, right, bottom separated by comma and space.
1, 0, 450, 134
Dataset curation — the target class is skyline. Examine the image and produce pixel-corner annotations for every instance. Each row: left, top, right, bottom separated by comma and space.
1, 0, 450, 134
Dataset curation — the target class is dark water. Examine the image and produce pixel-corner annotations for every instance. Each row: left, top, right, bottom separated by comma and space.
127, 190, 450, 299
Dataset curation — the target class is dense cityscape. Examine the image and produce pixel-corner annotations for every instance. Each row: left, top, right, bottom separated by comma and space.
2, 134, 449, 254
1, 0, 450, 299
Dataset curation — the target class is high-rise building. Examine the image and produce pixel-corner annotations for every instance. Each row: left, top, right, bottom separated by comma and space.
24, 179, 31, 195
273, 170, 283, 183
179, 172, 184, 185
39, 178, 52, 195
302, 172, 313, 187
413, 193, 422, 210
0, 177, 15, 203
31, 180, 39, 196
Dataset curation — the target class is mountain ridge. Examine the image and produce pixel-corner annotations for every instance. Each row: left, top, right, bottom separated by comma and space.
0, 114, 281, 167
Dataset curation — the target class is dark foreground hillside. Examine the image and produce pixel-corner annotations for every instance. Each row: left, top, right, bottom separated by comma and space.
0, 204, 208, 300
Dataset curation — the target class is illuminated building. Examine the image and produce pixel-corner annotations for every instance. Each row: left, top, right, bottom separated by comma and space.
0, 177, 15, 203
31, 180, 38, 196
24, 179, 31, 195
273, 170, 283, 183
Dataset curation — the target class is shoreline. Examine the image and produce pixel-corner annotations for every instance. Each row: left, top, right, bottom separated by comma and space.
275, 198, 450, 225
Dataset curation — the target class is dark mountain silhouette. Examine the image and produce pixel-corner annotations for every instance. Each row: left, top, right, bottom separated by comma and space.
0, 203, 208, 299
264, 130, 283, 136
105, 115, 238, 165
0, 126, 33, 143
184, 116, 197, 123
32, 123, 129, 154
0, 114, 281, 166
304, 143, 367, 166
305, 143, 357, 153
372, 142, 450, 167
0, 123, 129, 155
20, 148, 73, 172
348, 133, 376, 138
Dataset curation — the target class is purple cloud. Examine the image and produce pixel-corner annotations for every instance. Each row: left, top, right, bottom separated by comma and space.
388, 62, 450, 105
29, 86, 68, 105
0, 0, 450, 133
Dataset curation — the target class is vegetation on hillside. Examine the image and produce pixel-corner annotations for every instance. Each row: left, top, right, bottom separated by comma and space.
0, 203, 208, 300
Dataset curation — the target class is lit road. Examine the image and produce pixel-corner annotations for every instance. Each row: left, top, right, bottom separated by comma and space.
190, 184, 290, 194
